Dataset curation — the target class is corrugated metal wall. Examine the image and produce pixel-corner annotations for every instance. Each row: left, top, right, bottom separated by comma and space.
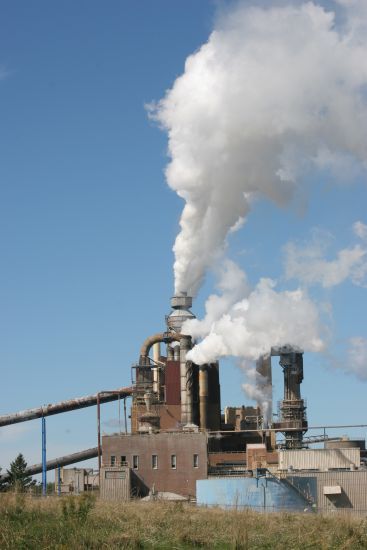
287, 470, 367, 516
279, 449, 360, 470
100, 466, 131, 501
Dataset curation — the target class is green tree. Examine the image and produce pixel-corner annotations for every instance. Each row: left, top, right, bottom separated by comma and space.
0, 466, 7, 491
6, 453, 35, 491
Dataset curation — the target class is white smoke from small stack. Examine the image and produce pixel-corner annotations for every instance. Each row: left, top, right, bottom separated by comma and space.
182, 260, 325, 365
242, 364, 273, 427
151, 1, 367, 297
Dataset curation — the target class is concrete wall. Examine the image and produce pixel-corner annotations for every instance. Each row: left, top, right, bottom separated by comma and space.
102, 431, 208, 497
197, 476, 311, 512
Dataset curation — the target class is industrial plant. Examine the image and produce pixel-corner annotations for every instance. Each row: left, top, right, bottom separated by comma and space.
1, 293, 367, 514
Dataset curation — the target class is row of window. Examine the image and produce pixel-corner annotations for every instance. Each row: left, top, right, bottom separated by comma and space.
109, 453, 199, 470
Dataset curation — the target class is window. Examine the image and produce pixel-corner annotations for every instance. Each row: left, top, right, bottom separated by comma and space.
193, 454, 199, 468
132, 455, 139, 469
110, 455, 116, 466
152, 455, 158, 469
171, 454, 177, 469
120, 455, 126, 466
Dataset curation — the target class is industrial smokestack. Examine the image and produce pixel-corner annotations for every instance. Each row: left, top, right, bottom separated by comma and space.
166, 292, 195, 334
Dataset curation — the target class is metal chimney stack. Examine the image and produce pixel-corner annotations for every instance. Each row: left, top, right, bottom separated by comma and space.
166, 292, 195, 334
166, 292, 196, 426
271, 345, 307, 449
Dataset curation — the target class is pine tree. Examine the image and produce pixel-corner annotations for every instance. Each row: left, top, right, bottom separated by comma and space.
0, 467, 6, 492
6, 453, 35, 491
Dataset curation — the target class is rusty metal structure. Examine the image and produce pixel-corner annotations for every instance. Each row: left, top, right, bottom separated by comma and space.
271, 346, 307, 449
5, 290, 367, 511
130, 292, 221, 433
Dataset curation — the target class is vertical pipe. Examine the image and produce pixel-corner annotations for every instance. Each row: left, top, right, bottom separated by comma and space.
118, 393, 121, 435
42, 417, 47, 496
199, 366, 208, 430
124, 397, 127, 434
167, 345, 174, 360
97, 393, 101, 481
152, 342, 160, 393
180, 336, 191, 424
57, 464, 61, 496
173, 345, 180, 361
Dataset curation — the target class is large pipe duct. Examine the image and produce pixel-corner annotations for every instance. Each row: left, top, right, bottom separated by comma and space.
139, 332, 181, 365
0, 387, 132, 428
199, 365, 208, 430
152, 342, 161, 394
0, 447, 98, 483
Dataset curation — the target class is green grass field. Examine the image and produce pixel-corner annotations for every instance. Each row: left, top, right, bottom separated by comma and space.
1, 493, 367, 549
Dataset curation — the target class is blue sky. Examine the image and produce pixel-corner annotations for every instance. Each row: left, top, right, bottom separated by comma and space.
1, 1, 366, 472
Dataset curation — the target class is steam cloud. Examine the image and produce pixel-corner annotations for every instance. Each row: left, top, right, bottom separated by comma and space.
152, 1, 367, 296
151, 1, 367, 408
347, 337, 367, 379
284, 225, 367, 288
182, 260, 325, 365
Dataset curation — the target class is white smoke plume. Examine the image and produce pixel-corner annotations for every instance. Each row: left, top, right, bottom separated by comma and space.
353, 221, 367, 242
284, 226, 367, 288
347, 337, 367, 379
241, 362, 273, 426
183, 260, 325, 365
152, 1, 367, 296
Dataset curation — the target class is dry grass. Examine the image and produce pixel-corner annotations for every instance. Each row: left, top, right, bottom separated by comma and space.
1, 493, 367, 549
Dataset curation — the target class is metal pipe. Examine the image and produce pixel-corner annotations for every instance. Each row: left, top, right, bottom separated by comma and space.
124, 398, 127, 435
180, 335, 192, 424
139, 332, 181, 363
173, 345, 180, 361
206, 423, 367, 433
0, 447, 98, 483
167, 345, 174, 360
57, 465, 61, 496
152, 342, 160, 393
0, 387, 133, 428
199, 366, 208, 430
42, 417, 47, 496
97, 393, 101, 474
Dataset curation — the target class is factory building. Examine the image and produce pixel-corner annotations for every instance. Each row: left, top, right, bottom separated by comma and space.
99, 292, 367, 514
1, 292, 366, 514
55, 467, 99, 494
